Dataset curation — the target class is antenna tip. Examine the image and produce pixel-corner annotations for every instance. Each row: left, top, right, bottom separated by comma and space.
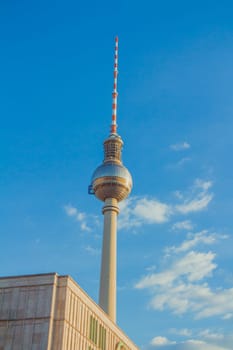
115, 36, 119, 42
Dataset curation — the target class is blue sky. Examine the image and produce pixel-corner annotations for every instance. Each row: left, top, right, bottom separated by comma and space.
1, 1, 233, 349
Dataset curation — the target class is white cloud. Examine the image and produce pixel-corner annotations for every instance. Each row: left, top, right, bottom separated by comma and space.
175, 193, 213, 214
136, 251, 216, 289
64, 204, 92, 232
175, 180, 213, 214
134, 198, 171, 223
146, 265, 157, 272
172, 220, 193, 230
168, 157, 191, 169
169, 328, 192, 337
166, 230, 227, 254
170, 142, 191, 151
85, 245, 100, 256
80, 222, 90, 231
222, 313, 233, 320
151, 336, 176, 346
177, 157, 191, 167
173, 190, 184, 199
195, 179, 213, 191
135, 245, 233, 320
199, 329, 224, 340
147, 338, 230, 350
145, 280, 233, 320
181, 340, 229, 350
64, 205, 77, 217
196, 287, 233, 319
118, 197, 171, 229
64, 179, 213, 233
118, 179, 213, 230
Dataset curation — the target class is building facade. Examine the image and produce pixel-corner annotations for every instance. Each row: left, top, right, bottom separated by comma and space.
0, 273, 138, 350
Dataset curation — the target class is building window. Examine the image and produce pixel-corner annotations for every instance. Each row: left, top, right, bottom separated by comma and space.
115, 342, 128, 350
89, 315, 98, 345
89, 315, 107, 350
98, 324, 106, 350
104, 141, 121, 161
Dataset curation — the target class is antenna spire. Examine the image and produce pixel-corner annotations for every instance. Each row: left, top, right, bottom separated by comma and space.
111, 36, 119, 134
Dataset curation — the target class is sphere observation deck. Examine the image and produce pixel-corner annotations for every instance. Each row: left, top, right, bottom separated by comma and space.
89, 134, 133, 202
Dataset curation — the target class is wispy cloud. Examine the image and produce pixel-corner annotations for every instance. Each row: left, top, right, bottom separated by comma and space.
176, 157, 191, 167
165, 230, 227, 254
118, 179, 213, 230
151, 336, 176, 346
135, 243, 233, 320
175, 194, 213, 213
146, 329, 233, 350
64, 204, 99, 232
169, 328, 192, 337
170, 142, 190, 151
118, 197, 171, 229
167, 157, 191, 169
222, 313, 233, 320
175, 180, 213, 214
146, 338, 230, 349
135, 223, 233, 320
136, 251, 217, 289
146, 265, 157, 272
199, 329, 224, 341
173, 190, 184, 199
172, 220, 193, 230
64, 179, 213, 234
84, 245, 100, 256
195, 179, 213, 191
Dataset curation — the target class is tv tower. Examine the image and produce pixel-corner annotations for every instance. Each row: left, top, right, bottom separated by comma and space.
88, 37, 132, 323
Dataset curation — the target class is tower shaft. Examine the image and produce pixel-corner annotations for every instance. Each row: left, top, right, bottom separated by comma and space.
99, 198, 119, 322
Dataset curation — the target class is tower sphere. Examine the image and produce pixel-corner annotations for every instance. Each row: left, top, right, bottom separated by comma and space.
91, 162, 132, 202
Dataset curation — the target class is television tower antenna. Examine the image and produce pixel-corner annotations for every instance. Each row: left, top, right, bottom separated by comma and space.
111, 36, 119, 134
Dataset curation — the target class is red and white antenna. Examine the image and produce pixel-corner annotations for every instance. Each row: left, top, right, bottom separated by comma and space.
110, 36, 119, 134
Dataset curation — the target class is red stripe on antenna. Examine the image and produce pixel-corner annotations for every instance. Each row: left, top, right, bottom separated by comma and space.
110, 36, 119, 134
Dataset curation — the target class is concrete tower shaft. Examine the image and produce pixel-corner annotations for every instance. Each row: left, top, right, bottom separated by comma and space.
99, 197, 119, 322
89, 37, 132, 322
